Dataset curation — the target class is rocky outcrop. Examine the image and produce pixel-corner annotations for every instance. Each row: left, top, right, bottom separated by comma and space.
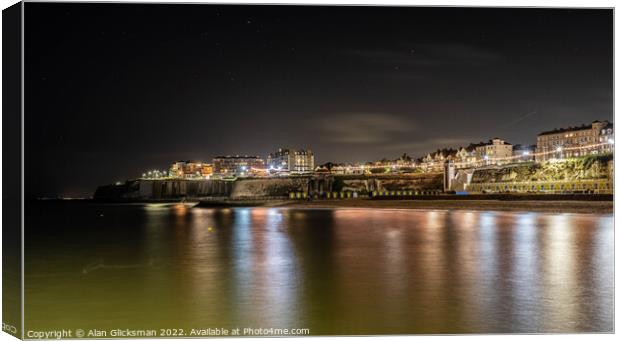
93, 180, 141, 200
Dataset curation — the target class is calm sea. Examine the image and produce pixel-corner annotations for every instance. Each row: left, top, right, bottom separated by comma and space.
25, 202, 613, 334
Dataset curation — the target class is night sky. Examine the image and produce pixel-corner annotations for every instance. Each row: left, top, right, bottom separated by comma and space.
25, 3, 612, 197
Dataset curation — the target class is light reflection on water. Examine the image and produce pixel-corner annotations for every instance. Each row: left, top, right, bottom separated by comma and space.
25, 204, 613, 334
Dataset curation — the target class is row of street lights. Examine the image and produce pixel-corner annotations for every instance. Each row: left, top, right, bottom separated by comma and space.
142, 170, 168, 179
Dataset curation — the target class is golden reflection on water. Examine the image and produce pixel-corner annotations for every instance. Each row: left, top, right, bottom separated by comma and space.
542, 214, 577, 331
24, 205, 613, 334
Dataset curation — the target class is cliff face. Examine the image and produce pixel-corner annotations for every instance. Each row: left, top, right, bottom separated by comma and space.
337, 175, 443, 193
93, 179, 233, 201
93, 174, 445, 201
145, 179, 232, 198
230, 174, 444, 198
373, 175, 443, 191
229, 178, 309, 199
471, 154, 613, 184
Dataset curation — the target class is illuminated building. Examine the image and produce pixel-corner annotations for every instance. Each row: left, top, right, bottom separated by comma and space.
455, 143, 484, 168
535, 120, 614, 162
599, 123, 614, 154
267, 148, 314, 174
421, 149, 457, 171
475, 138, 513, 165
169, 161, 213, 178
212, 155, 265, 176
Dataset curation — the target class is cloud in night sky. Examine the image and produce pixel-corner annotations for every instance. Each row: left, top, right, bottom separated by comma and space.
318, 113, 415, 144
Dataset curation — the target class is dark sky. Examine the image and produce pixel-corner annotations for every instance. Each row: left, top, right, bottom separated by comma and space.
25, 3, 613, 197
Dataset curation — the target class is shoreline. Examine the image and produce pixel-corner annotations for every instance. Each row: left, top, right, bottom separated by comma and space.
276, 199, 614, 214
38, 197, 614, 214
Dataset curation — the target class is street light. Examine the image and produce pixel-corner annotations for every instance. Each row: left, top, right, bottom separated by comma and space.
608, 138, 614, 144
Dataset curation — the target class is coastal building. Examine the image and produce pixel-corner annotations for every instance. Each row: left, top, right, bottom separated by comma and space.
600, 124, 615, 154
535, 120, 614, 162
212, 155, 265, 176
169, 161, 213, 178
421, 149, 458, 172
266, 148, 315, 174
475, 138, 513, 165
455, 143, 484, 168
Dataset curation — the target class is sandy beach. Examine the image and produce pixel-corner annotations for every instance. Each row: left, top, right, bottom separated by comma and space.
278, 199, 614, 214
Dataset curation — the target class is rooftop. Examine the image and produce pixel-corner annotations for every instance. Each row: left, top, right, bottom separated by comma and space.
213, 155, 262, 159
538, 120, 612, 136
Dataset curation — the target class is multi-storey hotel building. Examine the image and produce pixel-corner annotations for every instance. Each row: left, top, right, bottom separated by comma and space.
267, 148, 315, 174
475, 138, 513, 165
535, 120, 613, 162
212, 155, 265, 176
169, 161, 213, 178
